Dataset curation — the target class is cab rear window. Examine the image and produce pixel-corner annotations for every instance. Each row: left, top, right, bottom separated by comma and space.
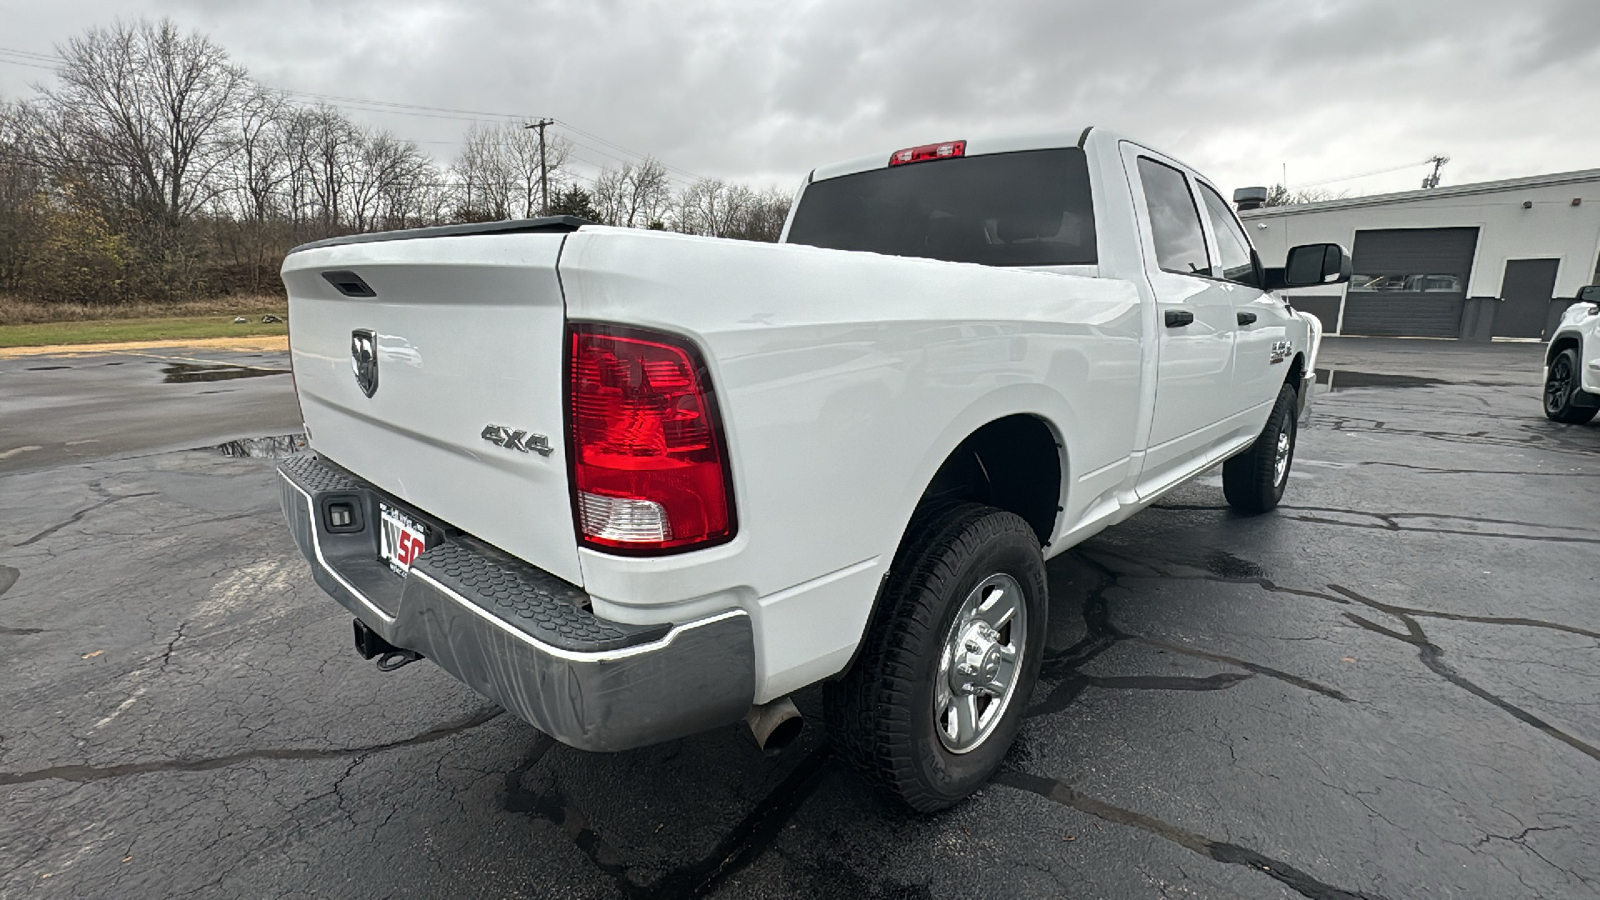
787, 148, 1097, 267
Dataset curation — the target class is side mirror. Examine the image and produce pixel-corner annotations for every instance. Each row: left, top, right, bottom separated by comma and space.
1577, 284, 1600, 305
1268, 243, 1352, 291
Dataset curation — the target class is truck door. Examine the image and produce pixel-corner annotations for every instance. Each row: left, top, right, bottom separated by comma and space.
1123, 148, 1238, 491
1194, 180, 1285, 417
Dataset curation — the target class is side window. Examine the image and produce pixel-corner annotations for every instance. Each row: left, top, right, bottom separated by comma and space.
1198, 183, 1260, 287
1136, 157, 1210, 277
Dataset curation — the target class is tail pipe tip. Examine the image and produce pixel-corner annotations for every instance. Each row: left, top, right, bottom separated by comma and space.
745, 696, 804, 756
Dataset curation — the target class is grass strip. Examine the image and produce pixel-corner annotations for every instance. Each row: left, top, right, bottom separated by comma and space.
0, 314, 287, 348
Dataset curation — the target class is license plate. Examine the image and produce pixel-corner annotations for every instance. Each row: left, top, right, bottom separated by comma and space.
379, 503, 428, 575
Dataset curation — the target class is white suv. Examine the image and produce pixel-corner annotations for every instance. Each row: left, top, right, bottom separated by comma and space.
1544, 285, 1600, 424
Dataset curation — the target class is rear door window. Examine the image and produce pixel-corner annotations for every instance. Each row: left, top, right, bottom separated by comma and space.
786, 148, 1097, 267
1136, 157, 1211, 277
1198, 182, 1260, 287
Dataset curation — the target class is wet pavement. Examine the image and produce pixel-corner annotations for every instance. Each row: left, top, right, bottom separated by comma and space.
0, 348, 300, 475
1, 337, 1597, 898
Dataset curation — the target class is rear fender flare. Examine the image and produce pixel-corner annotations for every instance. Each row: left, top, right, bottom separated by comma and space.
828, 383, 1073, 680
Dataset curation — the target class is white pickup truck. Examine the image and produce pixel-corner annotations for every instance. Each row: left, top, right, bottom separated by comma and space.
276, 127, 1346, 811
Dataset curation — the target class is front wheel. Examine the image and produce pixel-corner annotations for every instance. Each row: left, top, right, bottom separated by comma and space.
1223, 382, 1299, 514
824, 503, 1048, 813
1544, 348, 1598, 424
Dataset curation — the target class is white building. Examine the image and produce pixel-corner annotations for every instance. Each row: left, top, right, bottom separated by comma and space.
1241, 169, 1600, 340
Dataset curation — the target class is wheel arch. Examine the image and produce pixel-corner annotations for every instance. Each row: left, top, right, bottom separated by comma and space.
1547, 332, 1582, 367
1285, 352, 1307, 390
1285, 351, 1315, 417
829, 399, 1069, 682
917, 413, 1064, 547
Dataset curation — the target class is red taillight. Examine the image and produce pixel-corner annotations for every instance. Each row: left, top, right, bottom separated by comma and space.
888, 140, 966, 167
566, 324, 735, 554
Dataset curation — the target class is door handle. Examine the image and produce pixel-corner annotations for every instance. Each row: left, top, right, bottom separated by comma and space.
1165, 309, 1194, 328
1237, 311, 1258, 326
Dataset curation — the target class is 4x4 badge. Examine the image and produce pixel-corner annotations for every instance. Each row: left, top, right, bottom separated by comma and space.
481, 425, 554, 456
351, 329, 379, 396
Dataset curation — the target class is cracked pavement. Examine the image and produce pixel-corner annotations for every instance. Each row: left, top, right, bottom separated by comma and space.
1, 337, 1596, 898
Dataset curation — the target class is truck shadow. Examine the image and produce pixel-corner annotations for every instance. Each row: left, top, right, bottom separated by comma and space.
494, 539, 1190, 897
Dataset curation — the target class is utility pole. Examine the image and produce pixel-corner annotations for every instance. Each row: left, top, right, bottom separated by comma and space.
524, 118, 556, 216
1422, 155, 1449, 189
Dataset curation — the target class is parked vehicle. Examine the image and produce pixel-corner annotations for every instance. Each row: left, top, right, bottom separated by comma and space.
275, 128, 1346, 811
1544, 285, 1600, 424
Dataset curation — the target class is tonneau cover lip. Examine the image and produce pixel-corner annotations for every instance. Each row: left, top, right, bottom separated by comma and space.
285, 215, 599, 255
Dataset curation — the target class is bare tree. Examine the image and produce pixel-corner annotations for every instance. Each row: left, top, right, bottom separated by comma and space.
591, 164, 628, 226
33, 19, 250, 226
452, 121, 572, 221
229, 87, 290, 222
453, 121, 513, 221
1262, 184, 1346, 207
301, 104, 363, 232
729, 187, 790, 242
676, 178, 751, 237
629, 157, 672, 229
594, 157, 672, 228
358, 130, 437, 231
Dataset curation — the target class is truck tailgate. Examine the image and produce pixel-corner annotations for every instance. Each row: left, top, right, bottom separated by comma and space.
280, 232, 582, 586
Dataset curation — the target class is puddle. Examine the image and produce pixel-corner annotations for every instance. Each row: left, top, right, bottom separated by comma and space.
1203, 549, 1267, 579
1314, 369, 1446, 391
162, 363, 290, 384
214, 434, 307, 458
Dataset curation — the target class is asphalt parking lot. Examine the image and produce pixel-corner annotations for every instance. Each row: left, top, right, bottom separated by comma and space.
2, 337, 1597, 899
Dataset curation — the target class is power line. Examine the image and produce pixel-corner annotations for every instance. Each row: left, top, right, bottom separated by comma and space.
276, 88, 537, 122
0, 44, 704, 180
0, 46, 59, 62
555, 119, 705, 181
558, 136, 698, 188
1295, 158, 1437, 189
0, 55, 61, 71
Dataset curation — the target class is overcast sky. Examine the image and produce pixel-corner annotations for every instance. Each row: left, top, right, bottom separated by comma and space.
2, 0, 1597, 197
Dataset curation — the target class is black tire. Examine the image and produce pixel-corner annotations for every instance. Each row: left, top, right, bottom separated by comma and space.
824, 503, 1047, 813
1223, 382, 1298, 514
1544, 348, 1598, 424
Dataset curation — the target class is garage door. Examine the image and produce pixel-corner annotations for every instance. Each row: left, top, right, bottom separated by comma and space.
1341, 228, 1479, 337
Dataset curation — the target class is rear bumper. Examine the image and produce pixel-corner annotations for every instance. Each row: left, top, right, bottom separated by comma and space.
277, 453, 755, 752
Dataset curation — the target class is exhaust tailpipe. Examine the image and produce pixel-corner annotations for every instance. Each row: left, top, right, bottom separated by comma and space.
745, 696, 804, 756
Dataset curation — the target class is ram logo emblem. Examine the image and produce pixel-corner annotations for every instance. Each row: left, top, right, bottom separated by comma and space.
1269, 340, 1293, 364
351, 329, 379, 397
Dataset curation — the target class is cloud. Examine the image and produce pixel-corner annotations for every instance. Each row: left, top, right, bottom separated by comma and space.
4, 0, 1598, 194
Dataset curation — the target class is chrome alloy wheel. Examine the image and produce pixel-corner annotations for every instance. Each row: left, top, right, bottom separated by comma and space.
1273, 429, 1292, 487
1545, 356, 1573, 414
934, 573, 1026, 754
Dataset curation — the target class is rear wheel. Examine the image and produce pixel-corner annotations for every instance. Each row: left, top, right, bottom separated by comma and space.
1544, 348, 1598, 424
1223, 383, 1298, 514
824, 503, 1047, 813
